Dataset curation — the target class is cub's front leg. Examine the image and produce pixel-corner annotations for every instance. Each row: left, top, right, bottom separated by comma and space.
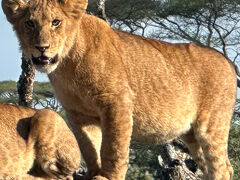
66, 111, 102, 180
68, 91, 133, 180
97, 94, 133, 180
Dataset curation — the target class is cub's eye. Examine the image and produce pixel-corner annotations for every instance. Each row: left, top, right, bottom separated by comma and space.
25, 20, 34, 28
52, 19, 61, 27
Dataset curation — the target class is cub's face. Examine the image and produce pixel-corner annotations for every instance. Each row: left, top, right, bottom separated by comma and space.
2, 0, 87, 73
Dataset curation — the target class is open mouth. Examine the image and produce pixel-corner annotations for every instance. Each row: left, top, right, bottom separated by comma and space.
32, 55, 58, 66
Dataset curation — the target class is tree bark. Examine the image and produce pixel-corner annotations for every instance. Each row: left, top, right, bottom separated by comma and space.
127, 140, 202, 180
157, 141, 202, 180
17, 54, 35, 108
97, 0, 108, 22
233, 63, 240, 88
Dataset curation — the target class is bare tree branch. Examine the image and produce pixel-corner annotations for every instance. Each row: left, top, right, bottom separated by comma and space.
97, 0, 108, 22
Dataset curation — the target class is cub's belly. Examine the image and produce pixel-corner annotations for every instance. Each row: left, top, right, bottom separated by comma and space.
131, 112, 196, 144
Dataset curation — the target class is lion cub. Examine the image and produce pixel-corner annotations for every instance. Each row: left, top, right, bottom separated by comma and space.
0, 103, 80, 180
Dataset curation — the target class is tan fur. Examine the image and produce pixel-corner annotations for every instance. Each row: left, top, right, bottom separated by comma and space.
0, 103, 80, 180
2, 0, 237, 179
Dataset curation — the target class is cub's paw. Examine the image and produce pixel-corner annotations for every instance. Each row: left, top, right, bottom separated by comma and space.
91, 175, 109, 180
65, 175, 74, 180
41, 160, 72, 179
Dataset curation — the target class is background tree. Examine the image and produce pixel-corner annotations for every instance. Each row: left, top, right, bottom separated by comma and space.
93, 0, 108, 21
17, 55, 35, 107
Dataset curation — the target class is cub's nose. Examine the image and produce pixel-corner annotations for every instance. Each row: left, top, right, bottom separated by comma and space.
35, 44, 50, 52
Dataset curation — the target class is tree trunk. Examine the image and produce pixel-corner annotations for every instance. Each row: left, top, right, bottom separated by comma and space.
17, 54, 35, 108
96, 0, 108, 22
233, 63, 240, 88
127, 140, 202, 180
157, 141, 203, 180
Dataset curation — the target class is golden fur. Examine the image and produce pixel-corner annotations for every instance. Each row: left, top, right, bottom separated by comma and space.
2, 0, 237, 179
0, 103, 80, 180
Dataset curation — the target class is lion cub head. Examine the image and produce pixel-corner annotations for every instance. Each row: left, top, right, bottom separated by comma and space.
2, 0, 87, 73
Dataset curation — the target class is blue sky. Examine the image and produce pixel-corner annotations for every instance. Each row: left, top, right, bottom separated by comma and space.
0, 8, 48, 82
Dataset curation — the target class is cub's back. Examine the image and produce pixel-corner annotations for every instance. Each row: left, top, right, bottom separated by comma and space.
0, 103, 36, 176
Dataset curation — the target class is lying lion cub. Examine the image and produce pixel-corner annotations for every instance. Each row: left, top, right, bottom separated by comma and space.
0, 103, 80, 180
2, 0, 236, 179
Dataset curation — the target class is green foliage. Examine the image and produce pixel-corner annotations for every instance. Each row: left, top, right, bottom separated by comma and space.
88, 0, 154, 21
229, 113, 240, 180
152, 0, 240, 17
0, 81, 18, 104
127, 142, 162, 180
0, 81, 17, 92
88, 0, 240, 22
34, 81, 54, 98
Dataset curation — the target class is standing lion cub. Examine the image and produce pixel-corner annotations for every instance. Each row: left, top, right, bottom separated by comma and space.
2, 0, 237, 179
0, 103, 80, 180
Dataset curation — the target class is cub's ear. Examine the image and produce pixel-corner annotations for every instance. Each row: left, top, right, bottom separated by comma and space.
58, 0, 88, 19
2, 0, 26, 24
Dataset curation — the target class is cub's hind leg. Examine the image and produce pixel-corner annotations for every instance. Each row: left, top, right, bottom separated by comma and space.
194, 106, 234, 180
28, 109, 80, 179
181, 130, 207, 176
